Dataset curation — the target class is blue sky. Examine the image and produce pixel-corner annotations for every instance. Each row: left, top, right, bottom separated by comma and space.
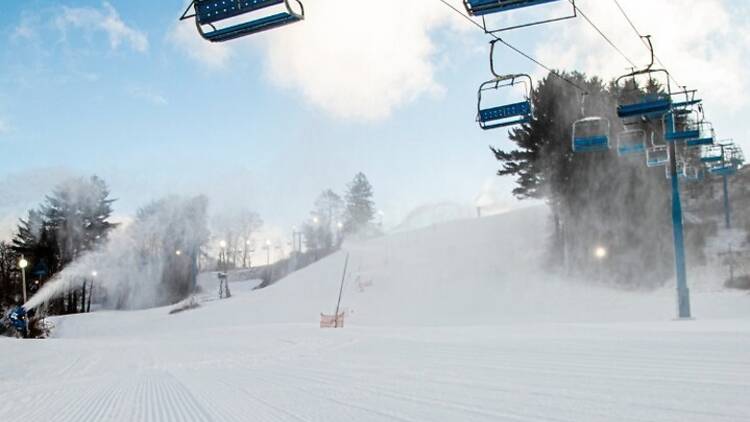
1, 0, 749, 237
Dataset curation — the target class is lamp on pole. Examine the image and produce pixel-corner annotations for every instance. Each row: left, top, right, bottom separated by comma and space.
18, 256, 29, 303
219, 240, 227, 271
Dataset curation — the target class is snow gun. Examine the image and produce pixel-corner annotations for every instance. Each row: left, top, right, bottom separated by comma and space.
8, 306, 28, 337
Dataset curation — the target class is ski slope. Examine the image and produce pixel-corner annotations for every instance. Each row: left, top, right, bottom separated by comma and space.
1, 206, 749, 421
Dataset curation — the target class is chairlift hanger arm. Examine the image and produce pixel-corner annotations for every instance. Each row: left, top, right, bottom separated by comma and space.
466, 0, 578, 34
180, 1, 197, 20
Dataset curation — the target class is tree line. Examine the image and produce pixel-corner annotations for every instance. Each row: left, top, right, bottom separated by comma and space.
493, 71, 716, 287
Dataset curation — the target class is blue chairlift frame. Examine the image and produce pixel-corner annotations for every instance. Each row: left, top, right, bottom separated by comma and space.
616, 36, 673, 120
686, 121, 715, 148
571, 92, 610, 153
664, 111, 700, 142
477, 75, 532, 130
617, 129, 646, 156
704, 142, 742, 175
700, 144, 724, 163
463, 0, 577, 33
646, 132, 670, 167
668, 161, 703, 182
180, 0, 304, 42
572, 117, 610, 153
477, 40, 533, 130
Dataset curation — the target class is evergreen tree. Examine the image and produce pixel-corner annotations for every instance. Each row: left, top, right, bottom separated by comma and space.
492, 71, 676, 287
9, 176, 116, 313
343, 172, 376, 234
41, 176, 116, 265
304, 189, 344, 251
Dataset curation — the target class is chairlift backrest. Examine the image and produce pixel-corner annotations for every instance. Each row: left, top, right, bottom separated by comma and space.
477, 73, 533, 130
181, 0, 304, 42
617, 129, 646, 156
463, 0, 576, 33
616, 37, 673, 120
572, 117, 610, 153
664, 111, 700, 142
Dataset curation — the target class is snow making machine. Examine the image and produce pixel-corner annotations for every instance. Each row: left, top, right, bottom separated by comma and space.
8, 306, 28, 338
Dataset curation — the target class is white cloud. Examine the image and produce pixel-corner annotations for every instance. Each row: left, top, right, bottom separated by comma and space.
12, 17, 37, 41
261, 0, 458, 121
167, 20, 232, 69
128, 86, 168, 106
534, 0, 750, 113
167, 0, 472, 120
56, 2, 148, 52
0, 118, 8, 135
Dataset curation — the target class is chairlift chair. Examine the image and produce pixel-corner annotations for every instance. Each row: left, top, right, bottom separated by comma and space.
709, 164, 737, 176
180, 0, 304, 42
616, 37, 672, 120
670, 88, 701, 114
463, 0, 576, 33
571, 93, 610, 153
682, 164, 705, 182
477, 40, 533, 130
646, 132, 669, 167
617, 129, 647, 156
477, 76, 533, 130
666, 160, 702, 182
664, 110, 700, 142
572, 117, 610, 153
724, 144, 745, 167
685, 121, 715, 148
700, 144, 724, 163
705, 142, 742, 176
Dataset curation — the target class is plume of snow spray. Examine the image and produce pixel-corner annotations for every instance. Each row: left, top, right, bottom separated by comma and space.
24, 195, 209, 311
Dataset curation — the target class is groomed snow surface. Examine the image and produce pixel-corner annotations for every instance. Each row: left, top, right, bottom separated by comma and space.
2, 206, 749, 421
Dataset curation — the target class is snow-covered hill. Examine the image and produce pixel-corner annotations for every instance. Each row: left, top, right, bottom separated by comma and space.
2, 206, 749, 421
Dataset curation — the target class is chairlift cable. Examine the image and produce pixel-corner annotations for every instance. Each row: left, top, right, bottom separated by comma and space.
611, 0, 684, 88
566, 0, 637, 68
436, 0, 588, 93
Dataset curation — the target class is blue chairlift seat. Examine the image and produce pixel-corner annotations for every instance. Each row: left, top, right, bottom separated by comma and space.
668, 163, 703, 182
701, 155, 723, 163
617, 129, 646, 156
664, 112, 700, 142
686, 136, 714, 148
685, 122, 715, 148
572, 117, 610, 153
617, 94, 672, 119
700, 144, 724, 163
646, 145, 669, 167
187, 0, 304, 42
478, 101, 531, 130
709, 165, 737, 176
477, 74, 533, 130
464, 0, 560, 16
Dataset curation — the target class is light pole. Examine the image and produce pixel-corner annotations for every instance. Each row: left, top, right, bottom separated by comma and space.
244, 239, 252, 268
18, 256, 28, 303
264, 239, 271, 266
219, 240, 227, 271
292, 226, 299, 253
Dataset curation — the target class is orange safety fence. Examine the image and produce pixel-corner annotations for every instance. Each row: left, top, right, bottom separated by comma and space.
320, 312, 345, 328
